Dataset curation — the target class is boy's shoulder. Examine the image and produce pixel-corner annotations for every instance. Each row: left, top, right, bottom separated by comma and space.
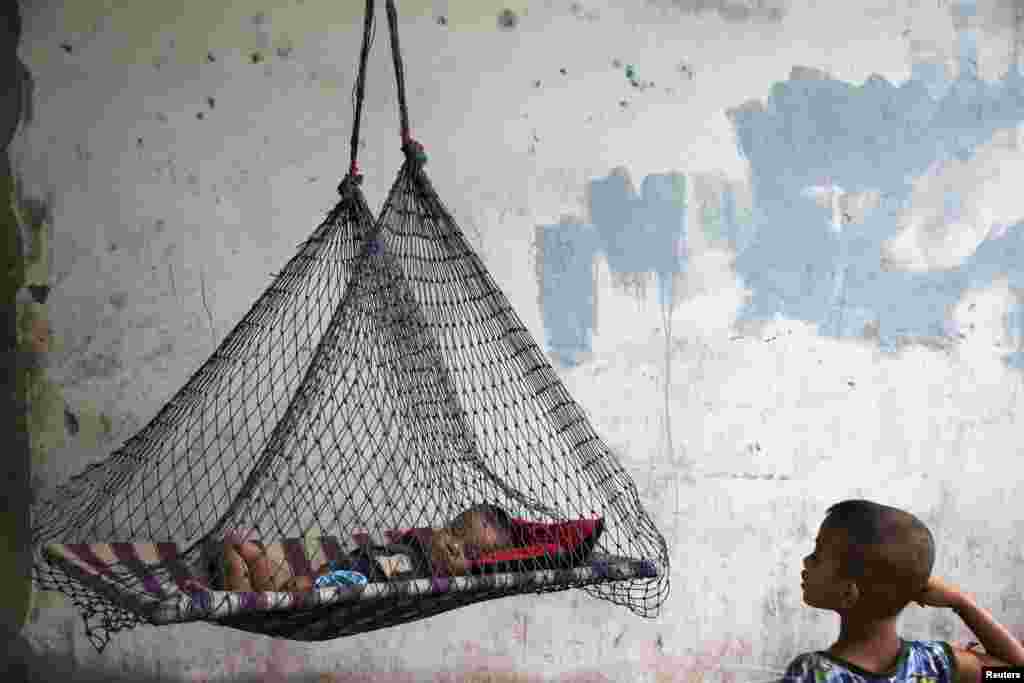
781, 639, 956, 683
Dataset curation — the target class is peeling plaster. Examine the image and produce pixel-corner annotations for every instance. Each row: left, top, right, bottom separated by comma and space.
727, 51, 1024, 365
11, 0, 1024, 675
27, 0, 534, 73
647, 0, 788, 23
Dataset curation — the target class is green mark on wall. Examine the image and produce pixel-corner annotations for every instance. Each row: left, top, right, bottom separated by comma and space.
669, 174, 687, 210
702, 204, 723, 242
25, 376, 65, 468
8, 172, 73, 619
10, 174, 118, 622
1, 147, 31, 634
697, 180, 754, 247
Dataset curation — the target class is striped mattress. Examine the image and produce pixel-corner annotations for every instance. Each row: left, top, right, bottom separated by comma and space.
42, 535, 659, 626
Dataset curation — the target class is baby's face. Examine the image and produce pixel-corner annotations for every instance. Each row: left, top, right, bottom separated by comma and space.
465, 519, 501, 549
455, 511, 511, 551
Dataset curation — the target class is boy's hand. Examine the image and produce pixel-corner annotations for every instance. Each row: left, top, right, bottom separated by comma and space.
916, 576, 970, 609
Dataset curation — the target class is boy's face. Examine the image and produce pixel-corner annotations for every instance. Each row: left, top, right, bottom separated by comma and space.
801, 523, 857, 610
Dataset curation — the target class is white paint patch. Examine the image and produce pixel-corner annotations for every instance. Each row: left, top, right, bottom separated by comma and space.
967, 0, 1024, 82
882, 127, 1024, 272
801, 184, 882, 234
948, 274, 1024, 362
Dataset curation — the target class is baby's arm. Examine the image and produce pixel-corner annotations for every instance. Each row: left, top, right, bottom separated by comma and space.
221, 543, 252, 591
223, 542, 337, 591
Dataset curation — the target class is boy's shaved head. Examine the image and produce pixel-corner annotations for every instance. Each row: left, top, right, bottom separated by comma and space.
822, 499, 935, 617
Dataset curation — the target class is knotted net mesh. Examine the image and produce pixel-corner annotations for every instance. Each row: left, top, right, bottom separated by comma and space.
30, 0, 670, 652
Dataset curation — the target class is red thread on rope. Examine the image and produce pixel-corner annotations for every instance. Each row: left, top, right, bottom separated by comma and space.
349, 160, 360, 176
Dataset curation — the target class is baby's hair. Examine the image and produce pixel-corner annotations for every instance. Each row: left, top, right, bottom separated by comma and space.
451, 503, 512, 531
475, 503, 512, 530
823, 499, 935, 617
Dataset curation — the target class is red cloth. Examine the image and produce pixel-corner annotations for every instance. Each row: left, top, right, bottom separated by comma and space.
482, 518, 603, 564
392, 517, 604, 568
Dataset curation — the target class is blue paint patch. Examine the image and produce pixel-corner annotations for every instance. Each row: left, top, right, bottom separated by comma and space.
537, 172, 687, 366
535, 7, 1024, 371
538, 220, 598, 368
954, 0, 977, 18
911, 62, 951, 101
703, 181, 756, 253
588, 172, 688, 289
727, 53, 1024, 367
720, 184, 753, 252
958, 30, 979, 81
588, 171, 688, 304
1007, 303, 1024, 370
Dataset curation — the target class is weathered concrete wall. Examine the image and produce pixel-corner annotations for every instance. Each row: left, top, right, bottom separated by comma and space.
2, 2, 37, 681
6, 0, 1024, 680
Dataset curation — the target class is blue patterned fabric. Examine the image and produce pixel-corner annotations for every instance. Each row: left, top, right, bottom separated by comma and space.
314, 569, 367, 588
780, 639, 956, 683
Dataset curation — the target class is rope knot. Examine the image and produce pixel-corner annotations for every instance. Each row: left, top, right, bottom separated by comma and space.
338, 172, 363, 197
348, 162, 364, 185
402, 138, 428, 166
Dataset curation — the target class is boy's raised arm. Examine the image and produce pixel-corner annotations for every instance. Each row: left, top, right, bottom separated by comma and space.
950, 594, 1024, 667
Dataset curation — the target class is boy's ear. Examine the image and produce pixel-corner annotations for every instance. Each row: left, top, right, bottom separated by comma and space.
839, 581, 860, 609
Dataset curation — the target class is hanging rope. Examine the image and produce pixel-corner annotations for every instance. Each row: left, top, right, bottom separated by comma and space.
385, 0, 427, 165
348, 0, 376, 184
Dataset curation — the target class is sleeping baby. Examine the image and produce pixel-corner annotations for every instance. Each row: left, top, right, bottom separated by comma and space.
218, 503, 515, 592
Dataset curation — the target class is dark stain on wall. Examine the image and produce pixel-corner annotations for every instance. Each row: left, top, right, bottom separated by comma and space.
650, 0, 788, 23
26, 284, 48, 303
63, 405, 79, 436
75, 351, 123, 380
141, 339, 175, 363
18, 196, 49, 248
570, 2, 601, 21
13, 59, 32, 127
498, 8, 519, 30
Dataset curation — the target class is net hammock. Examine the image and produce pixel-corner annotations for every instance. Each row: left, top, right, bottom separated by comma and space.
30, 0, 670, 653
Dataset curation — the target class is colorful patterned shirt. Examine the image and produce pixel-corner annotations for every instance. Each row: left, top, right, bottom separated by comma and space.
780, 639, 956, 683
